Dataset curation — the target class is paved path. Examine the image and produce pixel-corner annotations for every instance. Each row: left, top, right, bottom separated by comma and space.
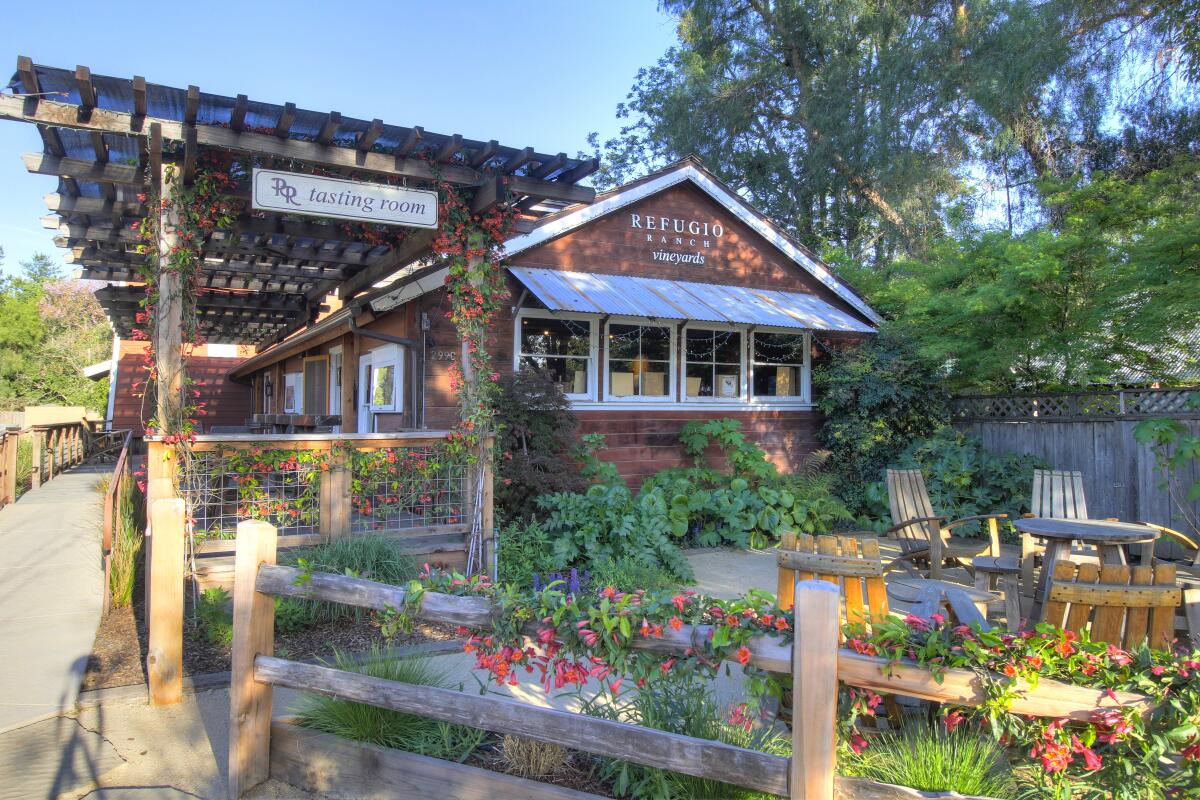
0, 465, 110, 734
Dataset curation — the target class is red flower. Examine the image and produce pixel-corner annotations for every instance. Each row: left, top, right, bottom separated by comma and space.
849, 734, 868, 754
669, 616, 683, 631
736, 646, 751, 666
943, 710, 965, 733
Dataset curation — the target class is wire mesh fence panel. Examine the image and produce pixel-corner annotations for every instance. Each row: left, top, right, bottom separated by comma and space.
181, 449, 324, 539
349, 445, 468, 533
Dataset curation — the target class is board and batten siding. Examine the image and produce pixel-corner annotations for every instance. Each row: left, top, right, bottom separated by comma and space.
957, 418, 1200, 559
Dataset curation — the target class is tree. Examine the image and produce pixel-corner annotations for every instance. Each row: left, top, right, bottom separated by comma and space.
0, 252, 111, 411
593, 1, 1196, 261
841, 158, 1200, 392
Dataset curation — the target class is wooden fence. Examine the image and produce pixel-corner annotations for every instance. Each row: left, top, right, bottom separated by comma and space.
142, 431, 493, 705
954, 389, 1200, 557
221, 515, 1153, 800
0, 427, 19, 508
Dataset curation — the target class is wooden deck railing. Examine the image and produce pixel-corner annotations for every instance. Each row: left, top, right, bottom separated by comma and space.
101, 429, 135, 615
0, 426, 19, 508
219, 516, 1154, 800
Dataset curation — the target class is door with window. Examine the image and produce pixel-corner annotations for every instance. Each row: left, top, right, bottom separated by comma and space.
328, 346, 343, 431
357, 344, 403, 433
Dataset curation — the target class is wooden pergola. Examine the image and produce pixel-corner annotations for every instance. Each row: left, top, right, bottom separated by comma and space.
2, 56, 598, 349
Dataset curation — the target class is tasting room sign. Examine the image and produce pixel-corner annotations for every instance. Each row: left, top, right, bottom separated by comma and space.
252, 168, 439, 228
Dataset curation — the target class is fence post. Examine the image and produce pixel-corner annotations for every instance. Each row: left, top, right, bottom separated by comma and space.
228, 519, 278, 799
2, 430, 16, 504
32, 429, 43, 488
319, 448, 350, 538
776, 532, 798, 611
791, 579, 840, 800
147, 497, 185, 705
481, 435, 496, 579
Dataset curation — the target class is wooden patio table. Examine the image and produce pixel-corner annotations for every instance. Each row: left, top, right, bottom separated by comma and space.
1015, 517, 1160, 620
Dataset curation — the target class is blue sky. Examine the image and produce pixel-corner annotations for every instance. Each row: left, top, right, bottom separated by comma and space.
0, 1, 678, 275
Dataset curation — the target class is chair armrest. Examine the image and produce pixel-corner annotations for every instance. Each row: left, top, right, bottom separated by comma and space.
943, 513, 1009, 531
885, 516, 947, 535
1021, 512, 1036, 518
1141, 522, 1200, 566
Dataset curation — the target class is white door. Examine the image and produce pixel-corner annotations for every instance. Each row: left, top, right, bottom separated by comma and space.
357, 344, 403, 434
329, 346, 343, 432
357, 356, 373, 433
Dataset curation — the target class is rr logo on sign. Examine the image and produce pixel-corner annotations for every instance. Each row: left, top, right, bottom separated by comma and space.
270, 177, 301, 206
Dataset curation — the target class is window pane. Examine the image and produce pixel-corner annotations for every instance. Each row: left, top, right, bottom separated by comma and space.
608, 359, 637, 396
371, 364, 395, 407
753, 365, 800, 397
520, 356, 589, 394
639, 325, 671, 361
714, 367, 742, 398
685, 363, 713, 397
685, 329, 714, 362
640, 366, 669, 396
521, 317, 590, 358
607, 324, 640, 360
713, 330, 742, 364
753, 332, 806, 365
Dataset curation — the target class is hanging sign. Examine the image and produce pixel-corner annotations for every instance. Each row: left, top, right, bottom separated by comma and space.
251, 168, 439, 228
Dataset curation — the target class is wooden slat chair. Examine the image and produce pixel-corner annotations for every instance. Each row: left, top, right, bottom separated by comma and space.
885, 469, 1004, 580
776, 533, 890, 630
1042, 561, 1181, 651
1140, 523, 1200, 645
1021, 469, 1096, 597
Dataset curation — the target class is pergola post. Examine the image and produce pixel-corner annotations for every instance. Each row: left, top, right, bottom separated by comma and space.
154, 154, 185, 438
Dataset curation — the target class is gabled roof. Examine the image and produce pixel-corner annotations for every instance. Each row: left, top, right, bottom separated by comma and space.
502, 157, 882, 325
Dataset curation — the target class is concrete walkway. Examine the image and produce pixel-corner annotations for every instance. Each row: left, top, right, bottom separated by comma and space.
0, 465, 109, 734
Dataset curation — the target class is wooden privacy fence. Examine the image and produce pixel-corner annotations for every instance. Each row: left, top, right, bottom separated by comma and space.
142, 431, 493, 705
954, 388, 1200, 558
221, 516, 1154, 800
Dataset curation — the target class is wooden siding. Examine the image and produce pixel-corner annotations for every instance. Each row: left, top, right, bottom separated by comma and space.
112, 340, 253, 433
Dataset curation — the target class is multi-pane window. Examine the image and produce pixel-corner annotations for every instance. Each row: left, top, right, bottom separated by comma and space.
607, 322, 672, 398
751, 331, 808, 399
685, 328, 743, 399
518, 315, 594, 397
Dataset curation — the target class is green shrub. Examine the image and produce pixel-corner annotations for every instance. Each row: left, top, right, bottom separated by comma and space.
296, 648, 485, 762
102, 475, 144, 608
582, 673, 790, 799
280, 535, 418, 623
588, 555, 682, 593
195, 586, 233, 646
493, 369, 587, 520
538, 483, 695, 582
839, 723, 1014, 798
860, 427, 1045, 534
814, 334, 951, 512
274, 596, 315, 633
15, 437, 32, 496
496, 519, 563, 588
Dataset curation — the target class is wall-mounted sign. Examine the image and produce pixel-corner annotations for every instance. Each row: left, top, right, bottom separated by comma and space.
629, 212, 725, 265
252, 168, 439, 228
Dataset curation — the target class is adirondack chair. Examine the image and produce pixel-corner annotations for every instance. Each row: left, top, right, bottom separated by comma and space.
776, 532, 891, 630
1020, 469, 1107, 597
1042, 560, 1181, 651
1140, 523, 1200, 645
885, 469, 1004, 580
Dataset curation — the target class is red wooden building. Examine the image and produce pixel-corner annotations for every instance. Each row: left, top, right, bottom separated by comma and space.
227, 158, 880, 481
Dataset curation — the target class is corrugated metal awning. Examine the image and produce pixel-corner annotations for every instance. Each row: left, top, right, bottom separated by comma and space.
508, 267, 876, 333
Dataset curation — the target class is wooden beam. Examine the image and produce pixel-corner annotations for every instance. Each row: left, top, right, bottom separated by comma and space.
502, 146, 535, 174
38, 125, 66, 157
132, 76, 147, 120
508, 174, 594, 204
469, 174, 506, 215
23, 152, 142, 185
560, 157, 599, 185
147, 498, 185, 705
436, 134, 463, 163
396, 126, 423, 155
182, 125, 198, 184
184, 85, 200, 126
75, 65, 97, 111
231, 94, 248, 132
314, 228, 436, 302
316, 111, 341, 145
0, 93, 595, 201
17, 56, 40, 95
532, 152, 567, 180
469, 139, 499, 168
274, 102, 296, 139
89, 132, 109, 164
357, 119, 383, 153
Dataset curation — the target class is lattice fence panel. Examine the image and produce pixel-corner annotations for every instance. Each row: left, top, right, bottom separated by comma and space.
350, 445, 468, 534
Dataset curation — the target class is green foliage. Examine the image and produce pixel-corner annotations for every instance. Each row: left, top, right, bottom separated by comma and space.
581, 673, 790, 799
1134, 414, 1200, 538
814, 335, 951, 512
15, 437, 32, 498
577, 432, 623, 488
273, 597, 314, 634
295, 649, 484, 762
496, 519, 562, 588
860, 428, 1045, 534
588, 555, 682, 594
279, 535, 418, 624
537, 483, 695, 582
194, 586, 233, 646
105, 476, 144, 608
839, 724, 1014, 798
493, 369, 586, 520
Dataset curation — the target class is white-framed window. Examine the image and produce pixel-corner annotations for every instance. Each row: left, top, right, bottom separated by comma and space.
604, 319, 675, 401
750, 329, 811, 403
514, 311, 597, 400
683, 325, 745, 401
365, 344, 403, 412
283, 372, 303, 413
